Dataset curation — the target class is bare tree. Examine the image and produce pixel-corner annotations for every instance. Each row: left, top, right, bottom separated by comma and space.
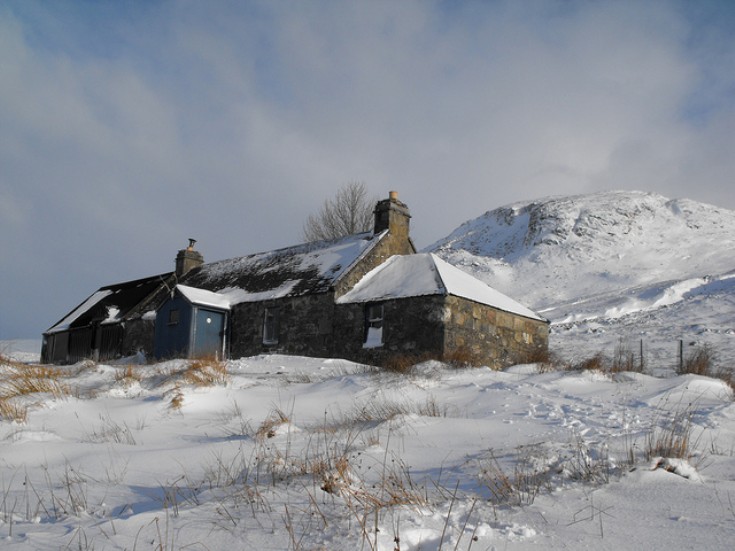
302, 182, 377, 242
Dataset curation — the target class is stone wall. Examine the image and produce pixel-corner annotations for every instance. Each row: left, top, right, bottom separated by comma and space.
229, 293, 337, 359
334, 232, 415, 297
443, 295, 549, 369
333, 295, 446, 365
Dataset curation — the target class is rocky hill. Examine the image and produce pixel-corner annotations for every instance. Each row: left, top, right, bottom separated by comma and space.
428, 191, 735, 368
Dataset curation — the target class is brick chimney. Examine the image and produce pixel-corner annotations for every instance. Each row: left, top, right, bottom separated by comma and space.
373, 191, 410, 239
175, 238, 204, 278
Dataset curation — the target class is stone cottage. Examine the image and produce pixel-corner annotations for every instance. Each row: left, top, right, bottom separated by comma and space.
42, 192, 548, 367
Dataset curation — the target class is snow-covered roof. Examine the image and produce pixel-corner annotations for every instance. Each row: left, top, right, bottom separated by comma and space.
180, 231, 386, 303
176, 285, 233, 310
46, 274, 171, 333
337, 253, 546, 322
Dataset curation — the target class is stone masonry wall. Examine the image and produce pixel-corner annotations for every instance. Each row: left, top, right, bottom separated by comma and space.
229, 293, 336, 359
443, 295, 549, 369
333, 295, 446, 365
333, 232, 415, 297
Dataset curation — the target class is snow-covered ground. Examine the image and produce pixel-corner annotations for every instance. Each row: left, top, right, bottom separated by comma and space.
1, 353, 734, 550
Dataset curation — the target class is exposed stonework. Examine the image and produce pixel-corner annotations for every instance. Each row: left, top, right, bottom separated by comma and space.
332, 294, 548, 369
442, 295, 548, 368
333, 233, 415, 297
229, 294, 337, 359
175, 240, 204, 278
333, 295, 446, 365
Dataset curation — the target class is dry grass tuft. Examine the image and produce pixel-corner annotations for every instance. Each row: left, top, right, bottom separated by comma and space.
480, 449, 551, 506
679, 344, 716, 376
0, 398, 27, 422
169, 386, 184, 411
610, 339, 643, 373
379, 347, 483, 373
441, 347, 479, 369
645, 407, 695, 461
182, 357, 229, 386
114, 365, 142, 384
0, 365, 70, 400
576, 353, 607, 372
256, 407, 291, 439
380, 353, 428, 374
319, 455, 352, 495
0, 362, 71, 422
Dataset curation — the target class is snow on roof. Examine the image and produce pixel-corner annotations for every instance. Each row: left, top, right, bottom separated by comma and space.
337, 253, 546, 322
47, 290, 113, 333
176, 285, 233, 310
180, 231, 386, 302
45, 273, 172, 333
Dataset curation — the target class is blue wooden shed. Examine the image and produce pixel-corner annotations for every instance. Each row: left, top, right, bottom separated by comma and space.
154, 285, 231, 359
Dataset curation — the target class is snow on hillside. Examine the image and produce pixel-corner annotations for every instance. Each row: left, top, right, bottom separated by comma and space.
428, 191, 735, 368
1, 354, 735, 550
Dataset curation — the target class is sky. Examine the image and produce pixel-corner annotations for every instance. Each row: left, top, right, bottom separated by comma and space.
2, 0, 735, 340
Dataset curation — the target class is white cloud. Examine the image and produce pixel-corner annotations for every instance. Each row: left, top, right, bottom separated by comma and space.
2, 0, 735, 338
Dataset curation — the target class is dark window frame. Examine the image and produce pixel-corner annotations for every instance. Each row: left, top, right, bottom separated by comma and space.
168, 309, 180, 326
263, 307, 280, 345
363, 302, 384, 348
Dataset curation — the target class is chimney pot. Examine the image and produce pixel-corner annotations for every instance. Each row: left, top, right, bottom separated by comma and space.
389, 191, 398, 201
187, 238, 197, 251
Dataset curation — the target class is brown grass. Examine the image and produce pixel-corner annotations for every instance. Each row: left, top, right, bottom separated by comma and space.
0, 398, 27, 422
379, 346, 484, 373
679, 344, 716, 376
0, 365, 70, 400
610, 339, 643, 373
169, 387, 184, 411
114, 365, 142, 384
441, 347, 479, 369
644, 406, 696, 462
380, 353, 431, 374
0, 362, 71, 422
183, 357, 228, 386
256, 407, 291, 439
576, 353, 607, 372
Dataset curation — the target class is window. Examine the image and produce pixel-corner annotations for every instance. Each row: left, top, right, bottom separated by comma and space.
363, 303, 384, 348
263, 307, 280, 345
168, 309, 180, 325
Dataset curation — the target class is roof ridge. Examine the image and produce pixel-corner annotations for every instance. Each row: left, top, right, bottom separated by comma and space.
427, 253, 449, 295
205, 230, 377, 268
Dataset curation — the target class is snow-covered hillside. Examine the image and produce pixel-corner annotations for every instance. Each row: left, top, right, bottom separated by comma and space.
429, 191, 735, 368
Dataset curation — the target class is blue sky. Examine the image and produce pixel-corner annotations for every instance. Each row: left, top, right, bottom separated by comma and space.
2, 0, 734, 340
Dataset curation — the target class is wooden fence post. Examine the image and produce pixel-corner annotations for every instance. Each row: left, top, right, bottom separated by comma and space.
678, 339, 684, 372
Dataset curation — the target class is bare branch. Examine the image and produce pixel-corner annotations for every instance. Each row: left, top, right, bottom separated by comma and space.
302, 182, 377, 242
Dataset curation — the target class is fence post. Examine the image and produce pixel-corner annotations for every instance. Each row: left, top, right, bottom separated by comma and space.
639, 339, 644, 372
678, 339, 683, 372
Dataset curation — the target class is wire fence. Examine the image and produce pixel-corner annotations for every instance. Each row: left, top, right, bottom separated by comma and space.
553, 334, 733, 377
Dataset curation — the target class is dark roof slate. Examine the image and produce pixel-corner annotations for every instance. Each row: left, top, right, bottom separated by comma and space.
46, 273, 172, 333
45, 231, 386, 333
180, 231, 385, 300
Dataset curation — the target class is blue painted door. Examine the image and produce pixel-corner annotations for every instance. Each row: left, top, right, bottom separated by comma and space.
193, 309, 225, 358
